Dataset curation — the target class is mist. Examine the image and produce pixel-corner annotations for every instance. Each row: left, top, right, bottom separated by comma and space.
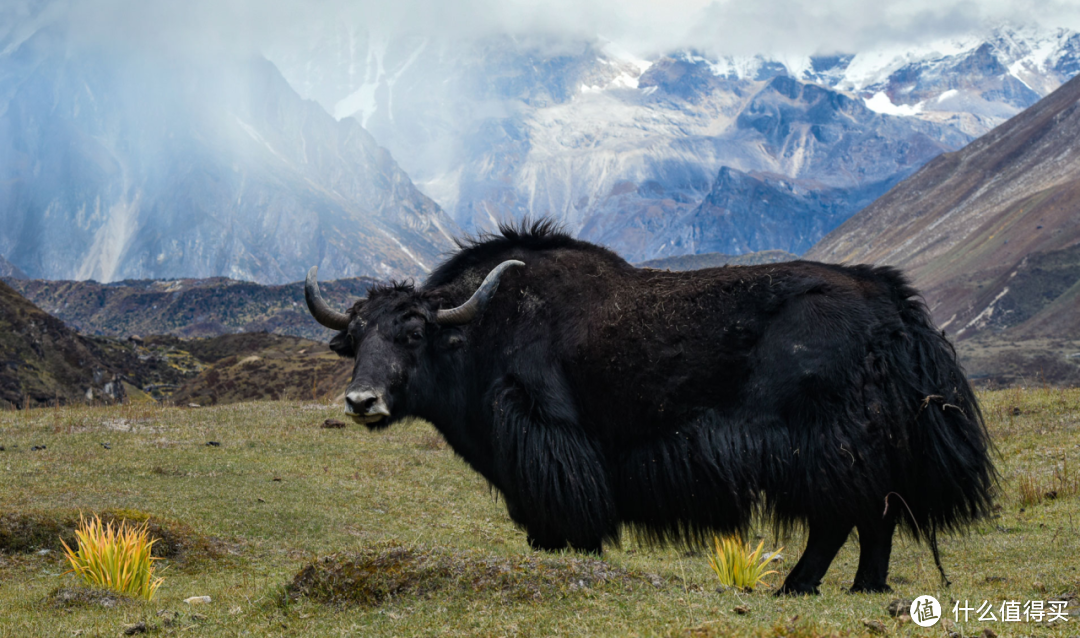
32, 0, 1080, 61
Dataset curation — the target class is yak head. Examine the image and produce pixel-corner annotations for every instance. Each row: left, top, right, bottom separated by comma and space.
304, 260, 524, 426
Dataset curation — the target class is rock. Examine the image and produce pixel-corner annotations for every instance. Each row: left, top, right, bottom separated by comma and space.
321, 419, 348, 429
188, 403, 200, 408
733, 605, 750, 615
184, 595, 211, 605
122, 621, 147, 635
887, 599, 913, 617
861, 619, 887, 634
206, 441, 220, 447
30, 445, 46, 451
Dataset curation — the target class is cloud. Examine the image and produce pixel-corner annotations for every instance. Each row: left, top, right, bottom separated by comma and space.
49, 0, 1080, 60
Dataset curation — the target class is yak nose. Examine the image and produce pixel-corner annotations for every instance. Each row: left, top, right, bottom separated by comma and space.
345, 389, 391, 420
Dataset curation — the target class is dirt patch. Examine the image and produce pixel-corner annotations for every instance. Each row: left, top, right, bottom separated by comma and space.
0, 509, 226, 564
47, 586, 135, 609
286, 541, 662, 607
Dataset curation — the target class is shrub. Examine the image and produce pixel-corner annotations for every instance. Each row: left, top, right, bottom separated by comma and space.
60, 514, 164, 601
708, 535, 783, 592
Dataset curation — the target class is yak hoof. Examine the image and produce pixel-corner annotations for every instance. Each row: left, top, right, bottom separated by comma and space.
776, 582, 821, 596
527, 535, 568, 552
849, 583, 893, 594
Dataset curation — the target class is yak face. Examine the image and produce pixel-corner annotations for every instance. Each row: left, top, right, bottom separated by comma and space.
304, 260, 524, 427
328, 288, 464, 427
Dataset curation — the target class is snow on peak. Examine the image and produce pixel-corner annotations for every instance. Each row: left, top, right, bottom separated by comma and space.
864, 91, 924, 116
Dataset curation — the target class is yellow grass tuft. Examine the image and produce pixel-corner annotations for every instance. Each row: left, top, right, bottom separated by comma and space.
60, 514, 164, 601
707, 534, 783, 592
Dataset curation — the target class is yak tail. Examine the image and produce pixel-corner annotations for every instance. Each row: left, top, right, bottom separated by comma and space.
885, 271, 997, 553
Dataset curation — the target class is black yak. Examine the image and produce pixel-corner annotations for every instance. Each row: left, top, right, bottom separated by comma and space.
305, 220, 995, 594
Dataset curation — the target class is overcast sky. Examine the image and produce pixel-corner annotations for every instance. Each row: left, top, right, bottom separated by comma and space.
48, 0, 1080, 59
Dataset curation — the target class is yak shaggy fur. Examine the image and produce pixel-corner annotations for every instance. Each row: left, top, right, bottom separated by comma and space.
326, 220, 996, 595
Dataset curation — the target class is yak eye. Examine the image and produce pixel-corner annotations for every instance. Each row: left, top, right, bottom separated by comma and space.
408, 328, 424, 342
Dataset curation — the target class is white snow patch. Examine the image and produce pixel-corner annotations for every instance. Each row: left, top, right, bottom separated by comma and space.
234, 117, 287, 163
936, 89, 960, 103
863, 91, 923, 116
378, 228, 429, 272
962, 286, 1011, 333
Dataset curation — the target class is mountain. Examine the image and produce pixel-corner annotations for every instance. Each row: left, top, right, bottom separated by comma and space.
807, 73, 1080, 385
271, 25, 1078, 263
7, 275, 375, 341
0, 279, 152, 406
0, 24, 457, 284
168, 334, 352, 406
638, 249, 795, 271
0, 254, 26, 279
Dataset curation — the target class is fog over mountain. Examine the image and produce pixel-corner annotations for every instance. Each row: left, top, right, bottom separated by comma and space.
2, 0, 1080, 279
0, 6, 455, 283
270, 23, 1080, 261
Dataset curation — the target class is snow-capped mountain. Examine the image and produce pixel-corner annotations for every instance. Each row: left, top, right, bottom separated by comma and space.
0, 19, 456, 284
271, 24, 1080, 262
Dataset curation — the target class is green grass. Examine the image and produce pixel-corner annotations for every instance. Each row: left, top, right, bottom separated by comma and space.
1, 388, 1078, 637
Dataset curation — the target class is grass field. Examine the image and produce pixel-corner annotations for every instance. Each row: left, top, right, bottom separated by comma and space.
1, 388, 1078, 637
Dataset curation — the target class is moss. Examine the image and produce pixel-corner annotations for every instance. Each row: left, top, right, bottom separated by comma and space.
46, 586, 135, 609
286, 541, 660, 607
0, 510, 225, 564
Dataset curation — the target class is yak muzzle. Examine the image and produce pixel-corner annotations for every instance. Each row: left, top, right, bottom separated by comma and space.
345, 389, 391, 424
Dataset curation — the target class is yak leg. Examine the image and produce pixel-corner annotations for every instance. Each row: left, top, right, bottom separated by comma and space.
777, 518, 853, 595
850, 515, 897, 593
492, 378, 616, 554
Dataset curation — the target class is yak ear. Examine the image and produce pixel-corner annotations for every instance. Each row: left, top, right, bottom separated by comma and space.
328, 331, 355, 358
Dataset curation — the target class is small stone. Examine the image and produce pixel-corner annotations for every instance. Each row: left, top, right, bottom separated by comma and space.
861, 619, 887, 634
733, 605, 750, 615
36, 548, 51, 556
184, 595, 211, 605
188, 403, 200, 408
190, 613, 208, 622
321, 419, 347, 429
122, 622, 147, 635
101, 443, 111, 450
887, 599, 913, 617
980, 629, 997, 638
272, 477, 282, 482
206, 441, 220, 447
30, 445, 46, 451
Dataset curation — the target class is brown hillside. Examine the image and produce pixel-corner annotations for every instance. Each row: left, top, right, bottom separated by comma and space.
808, 73, 1080, 344
7, 276, 376, 341
0, 280, 128, 407
169, 335, 352, 406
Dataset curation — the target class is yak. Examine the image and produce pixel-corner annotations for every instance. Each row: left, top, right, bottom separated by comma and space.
304, 220, 995, 595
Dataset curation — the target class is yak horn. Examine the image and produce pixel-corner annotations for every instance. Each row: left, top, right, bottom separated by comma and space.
436, 260, 525, 325
305, 266, 351, 330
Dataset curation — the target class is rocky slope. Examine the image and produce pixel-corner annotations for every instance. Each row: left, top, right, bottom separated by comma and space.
0, 277, 352, 406
272, 26, 1078, 262
6, 276, 376, 341
0, 23, 457, 284
807, 73, 1080, 385
0, 255, 25, 280
0, 280, 162, 406
638, 250, 795, 271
